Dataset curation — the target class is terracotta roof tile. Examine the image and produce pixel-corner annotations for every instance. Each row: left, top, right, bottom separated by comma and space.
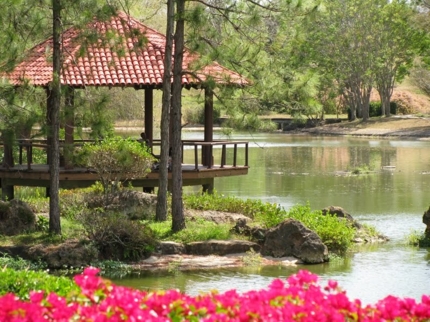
3, 11, 248, 88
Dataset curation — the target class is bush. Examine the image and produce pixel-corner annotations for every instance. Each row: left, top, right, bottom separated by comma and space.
0, 268, 78, 300
75, 136, 155, 194
78, 210, 156, 261
369, 101, 397, 117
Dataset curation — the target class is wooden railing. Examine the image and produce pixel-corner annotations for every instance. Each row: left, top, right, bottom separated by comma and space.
9, 139, 249, 171
181, 140, 249, 170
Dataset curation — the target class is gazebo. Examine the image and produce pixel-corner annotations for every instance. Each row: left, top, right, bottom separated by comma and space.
0, 11, 250, 199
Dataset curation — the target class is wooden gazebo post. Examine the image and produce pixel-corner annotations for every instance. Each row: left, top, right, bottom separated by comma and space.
144, 88, 153, 148
202, 87, 214, 193
203, 87, 213, 166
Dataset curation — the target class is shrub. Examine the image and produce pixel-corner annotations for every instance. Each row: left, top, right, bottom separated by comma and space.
58, 189, 87, 220
369, 101, 382, 117
75, 136, 155, 194
369, 102, 397, 117
78, 210, 156, 261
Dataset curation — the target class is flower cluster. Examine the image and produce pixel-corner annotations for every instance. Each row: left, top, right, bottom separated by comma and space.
1, 267, 429, 321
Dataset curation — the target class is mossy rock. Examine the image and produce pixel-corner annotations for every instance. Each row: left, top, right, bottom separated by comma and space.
0, 200, 36, 235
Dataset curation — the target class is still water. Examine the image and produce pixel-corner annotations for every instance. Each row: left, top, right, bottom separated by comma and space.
115, 132, 430, 304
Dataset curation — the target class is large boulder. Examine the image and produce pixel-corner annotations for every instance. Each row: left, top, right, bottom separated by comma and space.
322, 206, 362, 229
261, 219, 328, 264
86, 190, 157, 220
0, 199, 36, 235
423, 207, 430, 237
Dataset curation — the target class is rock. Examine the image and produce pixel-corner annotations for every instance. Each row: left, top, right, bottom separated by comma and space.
423, 206, 430, 237
86, 191, 157, 220
231, 218, 266, 243
322, 206, 362, 229
185, 240, 260, 256
156, 241, 186, 255
261, 219, 328, 264
185, 209, 252, 225
0, 199, 36, 236
28, 239, 98, 269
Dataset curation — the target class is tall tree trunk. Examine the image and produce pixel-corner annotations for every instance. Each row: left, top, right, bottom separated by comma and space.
49, 0, 61, 235
360, 85, 372, 122
377, 70, 395, 117
171, 0, 185, 233
156, 0, 175, 222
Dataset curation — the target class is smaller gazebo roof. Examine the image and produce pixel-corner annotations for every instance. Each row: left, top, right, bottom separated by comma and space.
4, 11, 248, 88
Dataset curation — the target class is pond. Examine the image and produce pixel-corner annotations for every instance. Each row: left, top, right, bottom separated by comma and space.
114, 131, 430, 304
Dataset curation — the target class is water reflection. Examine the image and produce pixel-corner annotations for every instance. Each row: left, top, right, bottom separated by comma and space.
115, 132, 430, 304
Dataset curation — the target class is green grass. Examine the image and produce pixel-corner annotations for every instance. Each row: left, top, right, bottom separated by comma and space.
0, 217, 84, 247
149, 217, 233, 244
405, 229, 430, 247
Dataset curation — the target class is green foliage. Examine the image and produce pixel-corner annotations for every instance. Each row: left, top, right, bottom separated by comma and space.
405, 229, 430, 247
184, 193, 355, 252
78, 210, 156, 261
183, 192, 286, 227
77, 136, 155, 194
59, 189, 87, 220
369, 102, 397, 117
35, 215, 49, 232
0, 267, 78, 300
222, 113, 277, 132
0, 254, 46, 271
351, 165, 372, 175
285, 204, 354, 253
150, 217, 232, 244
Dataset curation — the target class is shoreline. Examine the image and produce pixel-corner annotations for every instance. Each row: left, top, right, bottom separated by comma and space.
116, 115, 430, 139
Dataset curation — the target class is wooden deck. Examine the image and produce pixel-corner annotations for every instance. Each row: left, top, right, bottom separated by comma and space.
0, 139, 249, 197
0, 163, 249, 189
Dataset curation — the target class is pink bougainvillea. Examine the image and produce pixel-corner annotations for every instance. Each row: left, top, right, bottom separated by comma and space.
1, 267, 429, 321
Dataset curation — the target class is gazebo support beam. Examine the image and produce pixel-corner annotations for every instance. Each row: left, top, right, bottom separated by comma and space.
202, 87, 214, 193
144, 88, 153, 149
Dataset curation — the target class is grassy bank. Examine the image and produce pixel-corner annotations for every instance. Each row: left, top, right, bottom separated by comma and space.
0, 186, 381, 261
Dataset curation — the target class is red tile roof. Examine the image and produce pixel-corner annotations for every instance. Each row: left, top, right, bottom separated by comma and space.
3, 11, 248, 88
